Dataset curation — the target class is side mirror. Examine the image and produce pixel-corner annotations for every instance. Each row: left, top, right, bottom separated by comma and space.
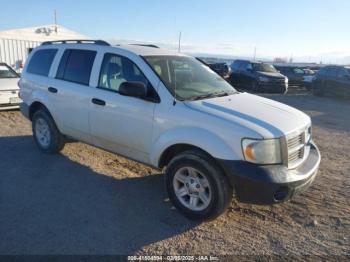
119, 81, 147, 98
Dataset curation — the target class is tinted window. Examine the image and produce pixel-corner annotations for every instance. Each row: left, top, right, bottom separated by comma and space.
293, 68, 305, 74
252, 63, 277, 73
231, 61, 241, 70
327, 68, 338, 78
98, 53, 149, 92
57, 49, 96, 85
337, 68, 350, 79
316, 67, 328, 76
27, 49, 58, 76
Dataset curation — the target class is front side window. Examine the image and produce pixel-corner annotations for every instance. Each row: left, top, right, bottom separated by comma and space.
27, 49, 58, 76
0, 64, 18, 78
252, 63, 277, 73
57, 49, 96, 85
98, 53, 149, 92
144, 55, 237, 100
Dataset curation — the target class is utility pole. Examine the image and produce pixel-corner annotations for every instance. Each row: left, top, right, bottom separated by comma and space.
178, 31, 182, 53
54, 9, 58, 33
253, 46, 256, 61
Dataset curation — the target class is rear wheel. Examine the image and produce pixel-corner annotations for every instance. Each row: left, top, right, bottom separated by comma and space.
32, 109, 65, 154
165, 150, 233, 220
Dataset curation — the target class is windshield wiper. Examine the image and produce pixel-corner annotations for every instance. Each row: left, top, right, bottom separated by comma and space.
188, 91, 232, 101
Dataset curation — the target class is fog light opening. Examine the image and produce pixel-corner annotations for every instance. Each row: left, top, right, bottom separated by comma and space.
273, 187, 289, 202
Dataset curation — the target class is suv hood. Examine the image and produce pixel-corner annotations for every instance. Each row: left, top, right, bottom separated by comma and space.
256, 71, 285, 79
185, 92, 310, 138
0, 78, 19, 91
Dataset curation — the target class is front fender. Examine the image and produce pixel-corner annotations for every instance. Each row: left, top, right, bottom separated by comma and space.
150, 127, 242, 167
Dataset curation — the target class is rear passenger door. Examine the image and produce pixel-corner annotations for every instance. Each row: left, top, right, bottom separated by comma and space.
88, 52, 158, 164
48, 48, 97, 142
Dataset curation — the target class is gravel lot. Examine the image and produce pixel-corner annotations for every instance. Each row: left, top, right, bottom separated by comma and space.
0, 93, 349, 257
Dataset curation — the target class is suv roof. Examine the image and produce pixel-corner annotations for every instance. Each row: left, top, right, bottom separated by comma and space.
39, 39, 180, 57
233, 59, 266, 64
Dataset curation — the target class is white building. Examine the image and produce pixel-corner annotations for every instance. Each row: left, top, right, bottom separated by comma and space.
0, 24, 89, 71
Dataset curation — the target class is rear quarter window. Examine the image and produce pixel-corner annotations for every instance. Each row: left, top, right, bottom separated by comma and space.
56, 49, 97, 86
26, 49, 58, 76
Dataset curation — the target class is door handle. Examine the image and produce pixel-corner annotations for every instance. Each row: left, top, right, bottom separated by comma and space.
48, 87, 58, 93
91, 98, 106, 106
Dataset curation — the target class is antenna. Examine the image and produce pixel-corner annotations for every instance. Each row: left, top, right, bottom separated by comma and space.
173, 59, 177, 106
178, 31, 182, 53
54, 9, 58, 33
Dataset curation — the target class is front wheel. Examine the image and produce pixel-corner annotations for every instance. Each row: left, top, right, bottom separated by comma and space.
165, 150, 233, 220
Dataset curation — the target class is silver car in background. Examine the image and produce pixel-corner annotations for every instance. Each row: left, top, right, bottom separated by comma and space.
0, 63, 22, 110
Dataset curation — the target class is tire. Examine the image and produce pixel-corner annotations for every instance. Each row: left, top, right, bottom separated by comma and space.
165, 150, 233, 220
32, 109, 65, 154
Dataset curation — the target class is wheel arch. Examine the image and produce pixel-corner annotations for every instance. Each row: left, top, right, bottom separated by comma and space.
151, 127, 240, 168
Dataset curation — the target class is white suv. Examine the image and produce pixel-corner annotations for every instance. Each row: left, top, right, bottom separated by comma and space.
19, 40, 321, 220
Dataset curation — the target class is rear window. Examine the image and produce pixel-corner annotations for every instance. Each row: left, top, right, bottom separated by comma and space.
56, 49, 96, 85
27, 49, 58, 76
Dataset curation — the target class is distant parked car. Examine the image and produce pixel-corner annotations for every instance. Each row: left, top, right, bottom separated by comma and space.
274, 66, 311, 89
229, 60, 288, 93
0, 62, 22, 110
196, 58, 230, 78
312, 65, 350, 97
302, 69, 316, 91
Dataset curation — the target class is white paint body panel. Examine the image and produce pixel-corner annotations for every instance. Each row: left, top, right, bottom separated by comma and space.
20, 43, 312, 168
0, 77, 21, 109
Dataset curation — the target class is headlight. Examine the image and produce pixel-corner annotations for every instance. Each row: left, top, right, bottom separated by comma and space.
242, 138, 282, 164
259, 76, 269, 82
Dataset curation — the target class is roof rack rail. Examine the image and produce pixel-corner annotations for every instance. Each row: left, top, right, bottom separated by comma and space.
130, 44, 159, 48
41, 39, 110, 46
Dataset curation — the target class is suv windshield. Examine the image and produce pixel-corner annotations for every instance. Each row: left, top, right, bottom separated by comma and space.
0, 64, 18, 78
144, 56, 237, 100
252, 63, 277, 73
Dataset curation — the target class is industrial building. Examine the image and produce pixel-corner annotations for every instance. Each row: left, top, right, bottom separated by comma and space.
0, 24, 89, 71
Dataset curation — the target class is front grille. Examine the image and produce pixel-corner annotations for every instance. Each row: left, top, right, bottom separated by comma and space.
287, 133, 303, 148
286, 127, 310, 168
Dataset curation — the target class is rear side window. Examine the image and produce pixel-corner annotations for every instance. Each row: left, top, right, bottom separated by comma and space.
56, 49, 96, 85
27, 49, 58, 76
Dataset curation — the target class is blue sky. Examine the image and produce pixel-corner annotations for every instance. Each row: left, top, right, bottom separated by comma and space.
1, 0, 349, 63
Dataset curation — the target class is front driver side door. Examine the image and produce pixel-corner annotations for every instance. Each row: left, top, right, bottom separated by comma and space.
88, 52, 158, 164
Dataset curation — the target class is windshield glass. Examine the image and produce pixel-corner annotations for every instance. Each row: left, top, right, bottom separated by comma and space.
252, 63, 277, 73
144, 56, 237, 100
0, 64, 18, 78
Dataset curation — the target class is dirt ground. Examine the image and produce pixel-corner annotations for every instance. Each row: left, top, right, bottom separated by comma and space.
0, 93, 349, 258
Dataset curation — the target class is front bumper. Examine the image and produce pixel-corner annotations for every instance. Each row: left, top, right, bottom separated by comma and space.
20, 102, 30, 120
218, 142, 321, 205
258, 81, 288, 93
